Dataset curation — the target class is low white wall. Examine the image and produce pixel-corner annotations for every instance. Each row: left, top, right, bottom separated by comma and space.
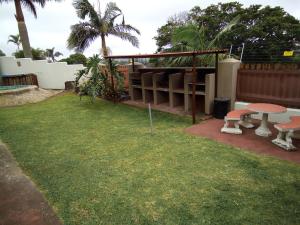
0, 56, 84, 89
235, 101, 300, 139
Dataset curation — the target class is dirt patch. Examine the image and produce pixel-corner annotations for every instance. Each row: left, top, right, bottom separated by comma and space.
0, 143, 62, 225
0, 88, 63, 107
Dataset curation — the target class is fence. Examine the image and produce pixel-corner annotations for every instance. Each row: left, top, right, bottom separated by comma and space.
2, 74, 39, 86
236, 63, 300, 108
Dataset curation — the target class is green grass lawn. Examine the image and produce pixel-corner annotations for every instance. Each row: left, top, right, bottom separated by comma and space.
0, 93, 299, 225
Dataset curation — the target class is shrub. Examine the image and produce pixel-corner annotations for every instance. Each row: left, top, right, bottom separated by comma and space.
14, 48, 46, 60
59, 53, 87, 66
75, 55, 124, 102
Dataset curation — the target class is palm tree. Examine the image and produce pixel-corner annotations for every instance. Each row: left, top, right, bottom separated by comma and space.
46, 47, 63, 62
0, 0, 61, 58
7, 34, 21, 50
165, 16, 240, 66
67, 0, 140, 57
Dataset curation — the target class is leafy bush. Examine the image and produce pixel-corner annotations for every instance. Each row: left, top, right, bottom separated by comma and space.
14, 48, 46, 60
75, 55, 124, 102
59, 53, 87, 66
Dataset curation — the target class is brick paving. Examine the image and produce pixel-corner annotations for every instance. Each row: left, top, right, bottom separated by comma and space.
186, 119, 300, 164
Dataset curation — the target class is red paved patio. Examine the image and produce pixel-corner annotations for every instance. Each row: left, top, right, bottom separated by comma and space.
186, 119, 300, 164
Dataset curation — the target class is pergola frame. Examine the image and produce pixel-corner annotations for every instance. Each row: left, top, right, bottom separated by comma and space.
105, 49, 228, 124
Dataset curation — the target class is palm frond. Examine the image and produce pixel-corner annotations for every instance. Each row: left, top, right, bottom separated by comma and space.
103, 2, 122, 21
31, 0, 46, 7
7, 34, 20, 44
112, 24, 140, 35
21, 0, 37, 17
73, 0, 100, 26
67, 22, 100, 52
208, 15, 240, 48
54, 51, 63, 57
109, 31, 139, 47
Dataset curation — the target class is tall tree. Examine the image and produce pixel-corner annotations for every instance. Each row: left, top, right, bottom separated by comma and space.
0, 0, 61, 58
46, 47, 63, 62
7, 34, 21, 50
155, 2, 300, 62
67, 0, 140, 57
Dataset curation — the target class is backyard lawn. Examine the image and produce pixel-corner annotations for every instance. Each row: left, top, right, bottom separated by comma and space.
0, 93, 299, 225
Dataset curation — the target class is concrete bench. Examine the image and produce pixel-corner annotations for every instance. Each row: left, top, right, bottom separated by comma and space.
221, 109, 257, 134
272, 116, 300, 151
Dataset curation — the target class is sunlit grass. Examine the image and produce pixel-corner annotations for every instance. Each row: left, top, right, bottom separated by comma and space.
0, 93, 299, 225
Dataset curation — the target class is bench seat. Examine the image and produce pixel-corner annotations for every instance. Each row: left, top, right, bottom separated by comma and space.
272, 116, 300, 150
221, 109, 257, 134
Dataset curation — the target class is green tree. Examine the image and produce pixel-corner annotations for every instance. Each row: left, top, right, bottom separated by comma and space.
7, 34, 21, 50
45, 47, 63, 62
155, 2, 300, 62
67, 0, 140, 57
0, 0, 61, 58
59, 53, 87, 65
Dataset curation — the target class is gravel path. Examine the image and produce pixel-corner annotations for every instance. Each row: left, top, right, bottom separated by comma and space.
0, 87, 63, 107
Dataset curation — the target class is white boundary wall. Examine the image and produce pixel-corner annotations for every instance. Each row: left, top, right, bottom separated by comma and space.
0, 56, 84, 89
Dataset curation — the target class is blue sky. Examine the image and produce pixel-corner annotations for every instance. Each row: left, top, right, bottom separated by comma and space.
0, 0, 299, 58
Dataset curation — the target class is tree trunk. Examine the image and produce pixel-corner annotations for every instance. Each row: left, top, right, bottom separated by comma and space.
101, 35, 115, 93
14, 0, 32, 58
101, 34, 108, 57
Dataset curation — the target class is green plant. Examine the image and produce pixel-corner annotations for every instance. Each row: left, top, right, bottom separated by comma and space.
75, 55, 124, 102
67, 0, 140, 57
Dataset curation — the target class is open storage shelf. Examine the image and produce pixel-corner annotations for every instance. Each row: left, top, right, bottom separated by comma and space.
156, 90, 169, 105
172, 92, 184, 107
144, 89, 154, 103
142, 72, 153, 88
129, 67, 215, 115
132, 88, 142, 101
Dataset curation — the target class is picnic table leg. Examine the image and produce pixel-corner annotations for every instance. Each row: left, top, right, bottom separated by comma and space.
255, 113, 272, 137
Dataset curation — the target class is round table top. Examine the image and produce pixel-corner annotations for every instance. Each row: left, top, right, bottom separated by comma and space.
247, 103, 287, 114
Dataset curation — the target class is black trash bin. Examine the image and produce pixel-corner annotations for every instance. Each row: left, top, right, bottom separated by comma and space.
213, 97, 230, 119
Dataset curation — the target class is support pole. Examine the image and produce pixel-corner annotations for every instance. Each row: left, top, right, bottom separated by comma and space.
108, 58, 115, 90
131, 58, 135, 72
215, 53, 219, 98
192, 54, 196, 124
